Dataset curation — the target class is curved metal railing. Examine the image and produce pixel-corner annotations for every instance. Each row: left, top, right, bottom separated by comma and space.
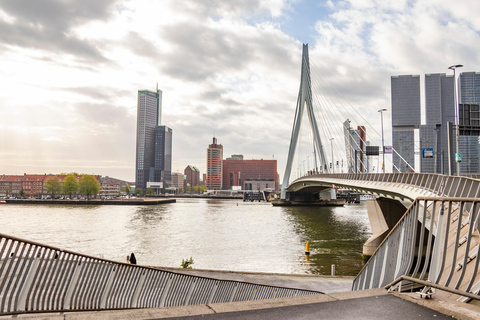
0, 233, 319, 316
352, 197, 480, 302
293, 173, 480, 199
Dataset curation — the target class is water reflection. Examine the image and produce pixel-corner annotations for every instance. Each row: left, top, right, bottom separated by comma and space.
0, 200, 371, 276
282, 204, 371, 275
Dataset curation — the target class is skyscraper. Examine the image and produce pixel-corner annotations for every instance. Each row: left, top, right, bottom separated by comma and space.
135, 87, 173, 194
458, 72, 480, 174
343, 120, 369, 173
420, 73, 455, 174
154, 125, 172, 188
206, 137, 223, 190
391, 75, 421, 172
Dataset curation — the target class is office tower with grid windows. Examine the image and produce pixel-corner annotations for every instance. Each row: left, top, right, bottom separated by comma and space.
391, 75, 421, 172
458, 72, 480, 173
420, 73, 455, 174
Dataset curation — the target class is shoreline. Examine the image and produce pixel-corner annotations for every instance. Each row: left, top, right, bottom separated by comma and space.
2, 198, 176, 205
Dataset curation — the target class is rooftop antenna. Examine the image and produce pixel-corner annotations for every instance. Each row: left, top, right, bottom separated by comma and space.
156, 82, 158, 91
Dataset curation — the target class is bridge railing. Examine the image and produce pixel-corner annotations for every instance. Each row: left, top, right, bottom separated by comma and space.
0, 233, 319, 316
299, 173, 480, 198
352, 197, 480, 301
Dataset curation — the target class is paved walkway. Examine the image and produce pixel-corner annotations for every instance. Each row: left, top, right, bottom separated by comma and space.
152, 267, 354, 293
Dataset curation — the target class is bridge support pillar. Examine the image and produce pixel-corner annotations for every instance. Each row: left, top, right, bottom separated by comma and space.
363, 197, 407, 259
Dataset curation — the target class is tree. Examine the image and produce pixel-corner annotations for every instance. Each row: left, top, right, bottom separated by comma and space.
63, 174, 79, 198
19, 188, 24, 198
45, 176, 62, 198
79, 175, 100, 199
146, 187, 153, 195
135, 188, 141, 196
5, 188, 8, 197
193, 185, 207, 194
124, 184, 131, 197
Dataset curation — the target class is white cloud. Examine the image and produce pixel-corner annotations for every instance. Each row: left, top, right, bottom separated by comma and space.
0, 0, 479, 181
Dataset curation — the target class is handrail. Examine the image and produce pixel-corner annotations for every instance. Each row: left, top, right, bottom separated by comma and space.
290, 173, 480, 200
0, 233, 319, 315
386, 275, 480, 301
352, 196, 480, 301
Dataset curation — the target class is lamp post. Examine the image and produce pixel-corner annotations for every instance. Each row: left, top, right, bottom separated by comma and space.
330, 138, 334, 174
448, 64, 463, 175
378, 109, 387, 173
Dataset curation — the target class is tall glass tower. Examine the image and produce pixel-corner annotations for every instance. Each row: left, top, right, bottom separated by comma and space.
135, 89, 161, 193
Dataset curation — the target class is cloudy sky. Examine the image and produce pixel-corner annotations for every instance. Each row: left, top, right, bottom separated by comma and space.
1, 0, 479, 182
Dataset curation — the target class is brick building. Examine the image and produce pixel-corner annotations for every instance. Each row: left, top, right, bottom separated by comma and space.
0, 175, 24, 197
184, 165, 200, 190
222, 158, 278, 190
22, 174, 47, 198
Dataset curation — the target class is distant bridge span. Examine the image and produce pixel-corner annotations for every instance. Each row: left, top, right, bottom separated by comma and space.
285, 173, 480, 202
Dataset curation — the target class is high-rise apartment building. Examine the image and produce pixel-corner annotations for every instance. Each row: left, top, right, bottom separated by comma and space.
135, 88, 173, 193
206, 137, 223, 190
391, 75, 421, 172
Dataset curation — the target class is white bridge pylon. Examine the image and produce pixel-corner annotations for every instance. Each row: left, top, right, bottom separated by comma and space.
281, 44, 328, 200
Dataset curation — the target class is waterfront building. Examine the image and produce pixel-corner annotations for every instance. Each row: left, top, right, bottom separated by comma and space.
22, 174, 47, 198
184, 165, 200, 190
222, 157, 278, 190
171, 172, 184, 192
0, 175, 23, 197
344, 120, 372, 173
391, 75, 421, 172
206, 137, 223, 190
135, 87, 173, 194
99, 176, 130, 198
458, 72, 480, 174
154, 125, 173, 188
420, 73, 455, 174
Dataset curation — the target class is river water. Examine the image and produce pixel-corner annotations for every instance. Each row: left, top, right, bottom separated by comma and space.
0, 199, 371, 276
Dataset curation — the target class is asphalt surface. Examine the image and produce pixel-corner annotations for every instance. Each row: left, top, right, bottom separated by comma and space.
158, 295, 455, 320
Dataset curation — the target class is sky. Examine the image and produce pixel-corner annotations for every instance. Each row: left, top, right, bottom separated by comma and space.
1, 0, 479, 182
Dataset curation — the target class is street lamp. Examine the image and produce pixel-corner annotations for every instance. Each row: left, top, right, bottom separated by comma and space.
330, 138, 334, 174
448, 64, 463, 176
378, 108, 387, 173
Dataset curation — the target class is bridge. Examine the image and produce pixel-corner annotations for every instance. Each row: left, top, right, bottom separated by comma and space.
278, 44, 480, 308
